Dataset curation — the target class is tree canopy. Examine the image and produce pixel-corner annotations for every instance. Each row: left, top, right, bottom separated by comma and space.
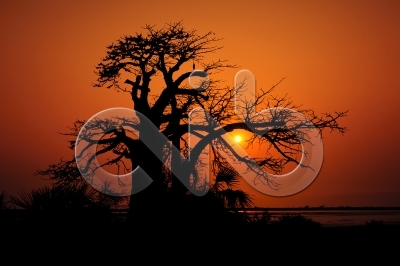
37, 22, 348, 218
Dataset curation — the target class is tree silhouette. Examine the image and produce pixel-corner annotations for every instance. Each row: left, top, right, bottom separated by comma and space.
37, 22, 348, 224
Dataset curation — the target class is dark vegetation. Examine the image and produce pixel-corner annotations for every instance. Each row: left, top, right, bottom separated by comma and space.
2, 187, 400, 258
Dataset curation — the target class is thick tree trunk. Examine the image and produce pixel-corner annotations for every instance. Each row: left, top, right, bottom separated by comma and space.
127, 139, 165, 223
127, 102, 166, 223
170, 136, 189, 202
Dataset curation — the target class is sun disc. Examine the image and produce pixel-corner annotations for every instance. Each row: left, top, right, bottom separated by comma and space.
234, 135, 242, 142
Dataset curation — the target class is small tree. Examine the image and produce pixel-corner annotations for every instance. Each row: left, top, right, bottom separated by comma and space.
38, 22, 347, 221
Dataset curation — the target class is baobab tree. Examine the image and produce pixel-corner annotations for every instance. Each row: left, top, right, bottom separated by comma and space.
38, 22, 347, 220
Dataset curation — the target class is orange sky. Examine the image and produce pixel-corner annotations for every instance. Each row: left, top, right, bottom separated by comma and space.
1, 0, 400, 207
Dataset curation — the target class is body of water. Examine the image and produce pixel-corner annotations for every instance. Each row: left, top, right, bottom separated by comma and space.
249, 209, 400, 227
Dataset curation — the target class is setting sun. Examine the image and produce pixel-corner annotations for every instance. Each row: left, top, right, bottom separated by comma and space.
234, 135, 242, 143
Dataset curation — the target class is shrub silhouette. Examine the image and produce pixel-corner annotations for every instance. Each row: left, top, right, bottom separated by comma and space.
272, 214, 321, 229
366, 219, 384, 228
9, 183, 124, 225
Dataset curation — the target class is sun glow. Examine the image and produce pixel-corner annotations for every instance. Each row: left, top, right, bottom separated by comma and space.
234, 135, 242, 143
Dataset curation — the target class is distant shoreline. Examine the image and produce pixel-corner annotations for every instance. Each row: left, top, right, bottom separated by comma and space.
240, 206, 400, 211
105, 206, 400, 213
4, 206, 400, 213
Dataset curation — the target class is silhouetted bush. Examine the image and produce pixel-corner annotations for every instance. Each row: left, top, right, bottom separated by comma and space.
366, 219, 384, 227
247, 211, 272, 225
271, 214, 321, 229
7, 183, 125, 225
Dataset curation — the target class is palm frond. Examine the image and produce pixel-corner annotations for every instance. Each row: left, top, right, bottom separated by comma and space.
218, 189, 253, 209
9, 188, 50, 210
214, 166, 240, 189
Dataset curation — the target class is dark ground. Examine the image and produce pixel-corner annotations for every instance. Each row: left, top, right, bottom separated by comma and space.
1, 210, 399, 262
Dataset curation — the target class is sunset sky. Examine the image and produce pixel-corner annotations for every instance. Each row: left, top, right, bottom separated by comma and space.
1, 0, 399, 207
